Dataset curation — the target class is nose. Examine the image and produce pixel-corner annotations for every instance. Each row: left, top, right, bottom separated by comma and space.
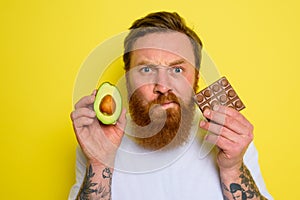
153, 68, 172, 95
154, 84, 171, 95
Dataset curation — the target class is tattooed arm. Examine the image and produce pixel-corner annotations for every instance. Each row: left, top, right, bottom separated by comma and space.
200, 105, 268, 200
220, 163, 267, 200
70, 91, 127, 200
76, 162, 113, 200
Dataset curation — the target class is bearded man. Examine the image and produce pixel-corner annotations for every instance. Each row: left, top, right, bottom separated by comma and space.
69, 11, 273, 200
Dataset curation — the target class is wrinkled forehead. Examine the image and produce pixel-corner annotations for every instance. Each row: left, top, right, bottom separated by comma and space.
131, 31, 195, 66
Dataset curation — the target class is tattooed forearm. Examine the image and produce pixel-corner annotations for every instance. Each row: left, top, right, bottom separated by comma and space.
238, 164, 266, 199
221, 163, 267, 200
77, 164, 113, 200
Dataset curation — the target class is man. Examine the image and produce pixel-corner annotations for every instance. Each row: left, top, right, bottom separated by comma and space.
69, 11, 272, 200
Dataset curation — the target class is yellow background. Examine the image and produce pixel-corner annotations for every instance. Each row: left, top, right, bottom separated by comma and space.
1, 0, 299, 199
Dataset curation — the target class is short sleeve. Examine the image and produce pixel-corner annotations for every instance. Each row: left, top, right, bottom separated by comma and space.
244, 142, 273, 200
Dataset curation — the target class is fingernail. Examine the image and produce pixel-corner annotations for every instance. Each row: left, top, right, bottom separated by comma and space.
92, 89, 97, 95
204, 109, 210, 116
213, 105, 219, 111
200, 120, 206, 127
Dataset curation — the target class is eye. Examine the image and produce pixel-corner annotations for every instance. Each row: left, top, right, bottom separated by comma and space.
172, 67, 183, 73
140, 66, 152, 73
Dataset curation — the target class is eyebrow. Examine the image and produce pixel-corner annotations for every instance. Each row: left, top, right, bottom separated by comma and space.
135, 60, 155, 67
135, 59, 186, 67
168, 59, 185, 66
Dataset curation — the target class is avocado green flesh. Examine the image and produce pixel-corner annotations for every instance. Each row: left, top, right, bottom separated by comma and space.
94, 82, 122, 125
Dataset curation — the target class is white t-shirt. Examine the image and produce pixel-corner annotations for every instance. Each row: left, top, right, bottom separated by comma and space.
68, 110, 273, 200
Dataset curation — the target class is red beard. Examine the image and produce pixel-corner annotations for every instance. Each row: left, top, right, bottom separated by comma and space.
128, 90, 195, 150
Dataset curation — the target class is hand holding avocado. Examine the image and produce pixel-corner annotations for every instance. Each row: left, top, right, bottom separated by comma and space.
70, 85, 126, 167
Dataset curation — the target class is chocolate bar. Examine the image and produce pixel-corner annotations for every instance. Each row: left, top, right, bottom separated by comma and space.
195, 76, 245, 112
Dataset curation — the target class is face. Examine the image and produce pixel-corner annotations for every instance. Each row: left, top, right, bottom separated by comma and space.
128, 31, 197, 105
126, 32, 199, 150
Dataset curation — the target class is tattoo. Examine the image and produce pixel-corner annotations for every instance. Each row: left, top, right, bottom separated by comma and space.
223, 195, 230, 200
222, 164, 267, 200
222, 182, 230, 192
221, 183, 230, 200
238, 164, 267, 200
77, 164, 113, 200
229, 183, 247, 200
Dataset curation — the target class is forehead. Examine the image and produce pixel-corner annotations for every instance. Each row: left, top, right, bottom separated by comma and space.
131, 32, 195, 66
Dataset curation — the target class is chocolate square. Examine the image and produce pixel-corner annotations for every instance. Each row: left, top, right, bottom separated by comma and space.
195, 76, 245, 113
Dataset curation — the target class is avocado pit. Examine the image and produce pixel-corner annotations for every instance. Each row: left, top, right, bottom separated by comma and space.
100, 95, 116, 115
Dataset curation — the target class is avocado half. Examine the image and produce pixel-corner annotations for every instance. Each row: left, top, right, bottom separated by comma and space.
94, 82, 122, 125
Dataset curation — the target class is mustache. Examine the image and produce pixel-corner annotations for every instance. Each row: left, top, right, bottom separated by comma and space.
149, 92, 180, 107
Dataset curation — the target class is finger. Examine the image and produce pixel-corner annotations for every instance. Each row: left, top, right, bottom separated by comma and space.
205, 133, 234, 151
73, 117, 95, 129
203, 109, 249, 135
212, 105, 253, 130
115, 108, 127, 132
200, 120, 240, 143
91, 89, 97, 96
71, 108, 96, 120
205, 132, 244, 154
74, 92, 96, 109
